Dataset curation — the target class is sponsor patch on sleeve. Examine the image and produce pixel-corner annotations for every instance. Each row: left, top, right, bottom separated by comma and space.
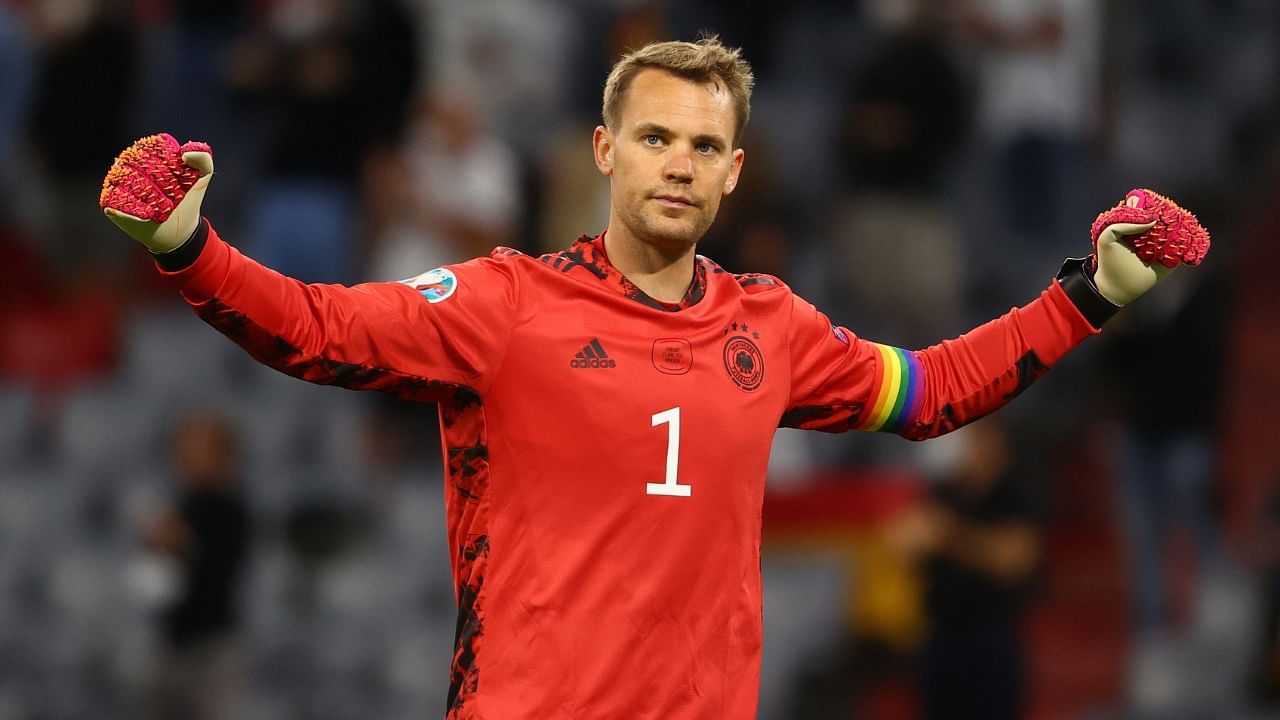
401, 267, 458, 304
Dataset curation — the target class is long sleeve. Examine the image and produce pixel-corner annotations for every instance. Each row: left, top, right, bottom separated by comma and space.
782, 275, 1102, 439
157, 220, 520, 402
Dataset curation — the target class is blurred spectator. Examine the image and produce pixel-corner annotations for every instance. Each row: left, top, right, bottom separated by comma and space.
891, 417, 1042, 720
142, 409, 251, 720
25, 0, 138, 281
952, 0, 1102, 308
1100, 266, 1229, 639
426, 0, 574, 157
134, 0, 252, 227
351, 0, 420, 147
1106, 1, 1275, 199
364, 89, 521, 281
827, 0, 971, 347
229, 0, 417, 284
843, 2, 970, 197
138, 0, 250, 141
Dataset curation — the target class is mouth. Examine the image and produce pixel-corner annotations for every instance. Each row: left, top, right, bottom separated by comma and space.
652, 194, 696, 210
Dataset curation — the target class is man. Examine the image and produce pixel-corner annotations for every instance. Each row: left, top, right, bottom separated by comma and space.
101, 36, 1191, 720
892, 418, 1041, 719
143, 408, 251, 720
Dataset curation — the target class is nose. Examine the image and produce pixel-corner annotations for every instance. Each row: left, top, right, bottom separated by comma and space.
663, 146, 693, 184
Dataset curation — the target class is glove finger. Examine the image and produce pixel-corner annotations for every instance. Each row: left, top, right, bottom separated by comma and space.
133, 176, 176, 218
101, 182, 173, 223
1102, 221, 1157, 238
178, 140, 212, 155
181, 150, 214, 176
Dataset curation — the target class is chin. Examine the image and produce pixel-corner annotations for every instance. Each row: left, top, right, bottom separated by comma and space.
644, 230, 700, 255
643, 216, 708, 249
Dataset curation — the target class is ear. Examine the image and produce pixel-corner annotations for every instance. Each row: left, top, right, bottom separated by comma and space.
723, 148, 745, 196
593, 126, 614, 177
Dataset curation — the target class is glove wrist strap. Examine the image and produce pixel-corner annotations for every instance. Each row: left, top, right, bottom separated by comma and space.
152, 217, 209, 272
1057, 256, 1121, 328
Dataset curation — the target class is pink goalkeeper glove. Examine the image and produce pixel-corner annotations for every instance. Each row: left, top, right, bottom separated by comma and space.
100, 134, 213, 253
1088, 189, 1211, 305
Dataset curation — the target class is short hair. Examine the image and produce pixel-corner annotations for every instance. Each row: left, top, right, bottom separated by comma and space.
603, 35, 755, 148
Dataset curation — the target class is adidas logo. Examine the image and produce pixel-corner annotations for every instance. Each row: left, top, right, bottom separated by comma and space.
570, 339, 616, 369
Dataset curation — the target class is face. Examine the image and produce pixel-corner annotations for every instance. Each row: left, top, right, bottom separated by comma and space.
594, 69, 745, 255
175, 418, 237, 489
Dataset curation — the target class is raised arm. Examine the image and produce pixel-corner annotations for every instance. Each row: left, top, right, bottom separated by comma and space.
100, 134, 519, 402
783, 190, 1209, 439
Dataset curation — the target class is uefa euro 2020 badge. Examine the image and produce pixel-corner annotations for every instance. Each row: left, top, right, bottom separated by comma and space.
402, 267, 458, 304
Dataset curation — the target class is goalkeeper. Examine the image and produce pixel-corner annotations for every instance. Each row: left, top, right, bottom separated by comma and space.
101, 37, 1207, 720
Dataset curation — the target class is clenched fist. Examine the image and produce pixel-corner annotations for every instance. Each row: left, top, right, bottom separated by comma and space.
1089, 189, 1210, 306
100, 134, 213, 253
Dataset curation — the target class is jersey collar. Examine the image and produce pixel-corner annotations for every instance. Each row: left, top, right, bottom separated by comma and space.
543, 231, 709, 312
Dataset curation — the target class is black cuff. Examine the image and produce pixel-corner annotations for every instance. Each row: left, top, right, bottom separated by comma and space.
151, 218, 209, 271
1056, 256, 1121, 328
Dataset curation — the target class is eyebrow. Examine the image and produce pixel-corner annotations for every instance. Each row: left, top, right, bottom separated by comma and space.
634, 122, 728, 149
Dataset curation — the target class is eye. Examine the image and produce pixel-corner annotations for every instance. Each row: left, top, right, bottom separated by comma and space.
696, 142, 718, 155
642, 134, 663, 147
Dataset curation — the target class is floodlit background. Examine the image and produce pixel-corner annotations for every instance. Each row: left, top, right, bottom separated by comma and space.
1, 0, 1278, 718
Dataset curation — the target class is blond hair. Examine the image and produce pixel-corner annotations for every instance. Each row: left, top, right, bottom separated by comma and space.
602, 35, 755, 147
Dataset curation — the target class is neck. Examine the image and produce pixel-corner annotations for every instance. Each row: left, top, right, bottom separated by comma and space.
602, 227, 697, 304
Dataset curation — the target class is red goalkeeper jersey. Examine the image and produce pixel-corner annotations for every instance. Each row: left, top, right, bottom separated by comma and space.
160, 222, 1103, 719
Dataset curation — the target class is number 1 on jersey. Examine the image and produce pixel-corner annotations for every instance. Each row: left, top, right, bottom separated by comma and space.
647, 407, 690, 497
